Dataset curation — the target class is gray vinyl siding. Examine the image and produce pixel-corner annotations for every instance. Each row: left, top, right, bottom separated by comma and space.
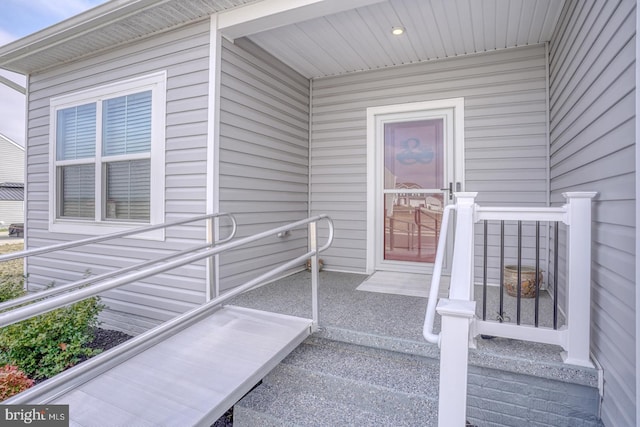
25, 20, 212, 335
218, 38, 310, 290
549, 1, 636, 425
310, 45, 549, 273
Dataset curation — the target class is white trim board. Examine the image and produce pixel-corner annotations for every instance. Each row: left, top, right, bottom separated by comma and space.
635, 0, 640, 422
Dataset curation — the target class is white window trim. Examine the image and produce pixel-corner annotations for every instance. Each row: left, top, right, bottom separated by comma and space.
48, 71, 166, 240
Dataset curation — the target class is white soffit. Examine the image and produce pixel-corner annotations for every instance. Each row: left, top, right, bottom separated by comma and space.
246, 0, 566, 79
0, 0, 260, 74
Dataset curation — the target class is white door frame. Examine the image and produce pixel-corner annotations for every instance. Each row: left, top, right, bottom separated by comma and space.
365, 98, 465, 275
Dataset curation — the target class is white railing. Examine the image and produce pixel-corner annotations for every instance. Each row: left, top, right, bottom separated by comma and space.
429, 191, 596, 426
422, 204, 456, 344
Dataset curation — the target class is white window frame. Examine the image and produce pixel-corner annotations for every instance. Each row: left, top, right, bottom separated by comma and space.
48, 72, 166, 240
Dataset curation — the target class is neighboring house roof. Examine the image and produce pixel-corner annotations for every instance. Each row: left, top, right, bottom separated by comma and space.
0, 182, 24, 201
0, 0, 566, 79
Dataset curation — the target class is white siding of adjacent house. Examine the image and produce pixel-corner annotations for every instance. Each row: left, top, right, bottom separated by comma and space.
25, 21, 212, 335
549, 0, 636, 425
218, 38, 310, 290
310, 45, 549, 273
0, 136, 25, 225
0, 201, 23, 225
0, 135, 24, 183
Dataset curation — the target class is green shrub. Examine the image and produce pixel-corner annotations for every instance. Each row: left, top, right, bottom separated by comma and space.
0, 364, 34, 400
0, 274, 26, 303
0, 297, 105, 379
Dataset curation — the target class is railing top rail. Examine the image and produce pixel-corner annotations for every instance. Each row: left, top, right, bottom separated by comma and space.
475, 206, 567, 223
0, 212, 236, 263
0, 214, 334, 328
423, 204, 456, 344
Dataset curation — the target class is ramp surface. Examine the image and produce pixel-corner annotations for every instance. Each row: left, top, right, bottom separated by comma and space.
51, 306, 312, 427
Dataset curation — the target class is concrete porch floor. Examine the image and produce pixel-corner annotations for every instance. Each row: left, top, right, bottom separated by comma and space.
229, 270, 598, 388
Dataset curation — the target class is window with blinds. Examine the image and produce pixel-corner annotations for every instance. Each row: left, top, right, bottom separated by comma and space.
53, 86, 156, 224
102, 91, 152, 222
56, 103, 96, 219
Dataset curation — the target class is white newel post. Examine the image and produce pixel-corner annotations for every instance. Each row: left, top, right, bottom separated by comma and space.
447, 193, 477, 301
437, 299, 476, 426
562, 191, 597, 368
436, 193, 477, 426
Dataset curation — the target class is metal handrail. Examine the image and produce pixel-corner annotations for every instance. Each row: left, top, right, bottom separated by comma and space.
0, 213, 237, 312
0, 212, 237, 263
0, 214, 334, 328
0, 243, 212, 313
5, 214, 334, 404
422, 204, 456, 344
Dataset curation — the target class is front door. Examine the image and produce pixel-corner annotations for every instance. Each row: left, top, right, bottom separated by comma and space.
367, 99, 464, 274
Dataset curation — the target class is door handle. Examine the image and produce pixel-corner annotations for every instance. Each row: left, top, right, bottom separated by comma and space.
440, 182, 453, 200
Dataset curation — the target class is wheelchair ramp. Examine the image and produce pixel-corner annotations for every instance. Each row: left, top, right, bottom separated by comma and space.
51, 306, 313, 427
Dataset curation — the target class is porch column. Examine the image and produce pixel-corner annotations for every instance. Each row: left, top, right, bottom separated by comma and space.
436, 298, 476, 427
562, 191, 597, 368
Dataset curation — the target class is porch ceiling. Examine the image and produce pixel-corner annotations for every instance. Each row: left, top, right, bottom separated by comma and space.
0, 0, 565, 77
245, 0, 566, 79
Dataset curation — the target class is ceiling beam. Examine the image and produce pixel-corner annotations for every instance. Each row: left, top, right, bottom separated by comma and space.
218, 0, 386, 40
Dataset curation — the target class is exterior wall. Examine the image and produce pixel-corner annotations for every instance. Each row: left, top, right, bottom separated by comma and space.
0, 201, 23, 226
25, 20, 212, 335
0, 135, 25, 225
549, 0, 636, 425
218, 38, 310, 290
468, 365, 601, 426
310, 45, 549, 273
0, 135, 24, 183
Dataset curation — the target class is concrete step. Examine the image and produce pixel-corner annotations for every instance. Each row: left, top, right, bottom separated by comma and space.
234, 337, 439, 426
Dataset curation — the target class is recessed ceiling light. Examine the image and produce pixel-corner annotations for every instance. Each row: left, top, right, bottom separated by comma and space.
391, 27, 405, 36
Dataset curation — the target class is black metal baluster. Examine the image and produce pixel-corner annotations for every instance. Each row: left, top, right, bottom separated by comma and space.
483, 220, 488, 321
499, 221, 504, 322
534, 221, 540, 327
553, 222, 559, 330
517, 221, 522, 325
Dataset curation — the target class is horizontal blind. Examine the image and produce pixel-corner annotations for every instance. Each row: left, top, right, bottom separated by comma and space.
103, 91, 152, 156
60, 164, 95, 218
105, 159, 151, 221
56, 103, 96, 160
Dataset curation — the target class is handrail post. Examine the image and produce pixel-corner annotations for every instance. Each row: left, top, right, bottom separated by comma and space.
436, 299, 476, 427
206, 216, 217, 301
449, 192, 477, 301
562, 191, 597, 367
309, 221, 319, 331
436, 192, 477, 426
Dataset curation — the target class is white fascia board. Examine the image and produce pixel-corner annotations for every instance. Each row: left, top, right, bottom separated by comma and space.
0, 75, 25, 94
218, 0, 386, 40
0, 0, 164, 71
